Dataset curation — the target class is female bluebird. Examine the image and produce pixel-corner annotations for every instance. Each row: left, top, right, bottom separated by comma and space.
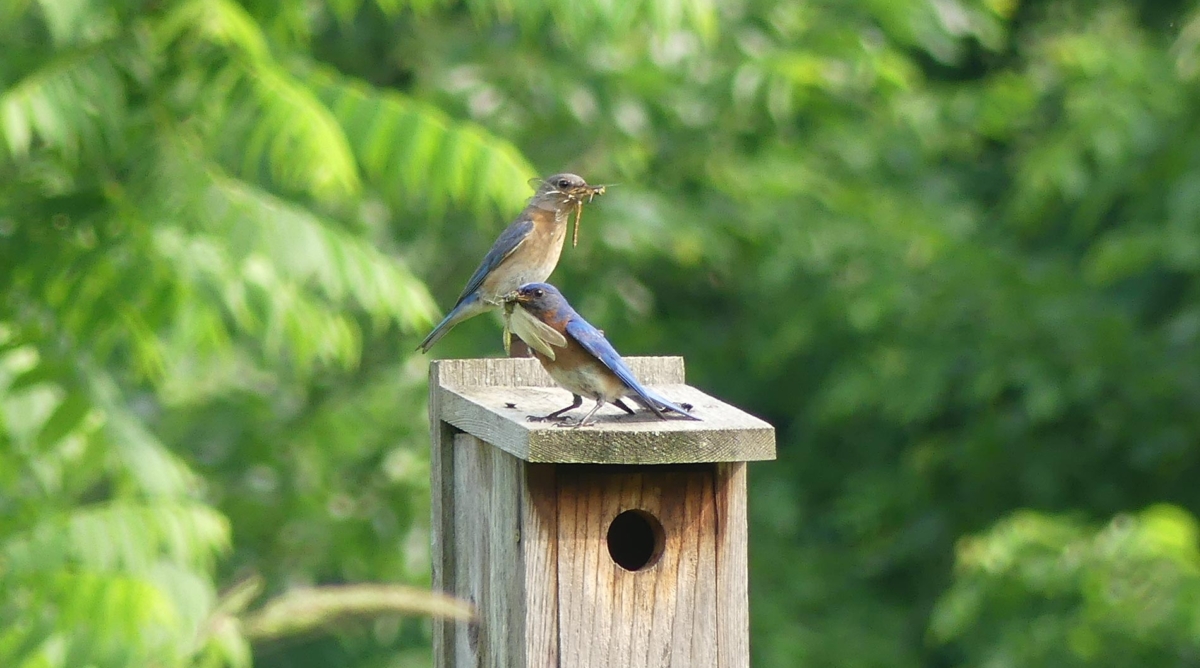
503, 283, 699, 426
417, 174, 604, 352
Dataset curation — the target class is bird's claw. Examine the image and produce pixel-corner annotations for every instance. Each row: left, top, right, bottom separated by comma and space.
527, 414, 571, 423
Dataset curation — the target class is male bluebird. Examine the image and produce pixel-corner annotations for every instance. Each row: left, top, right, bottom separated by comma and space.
503, 283, 699, 426
417, 174, 604, 352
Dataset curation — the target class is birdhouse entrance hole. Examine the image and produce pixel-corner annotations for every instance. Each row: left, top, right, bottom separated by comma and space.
606, 509, 665, 571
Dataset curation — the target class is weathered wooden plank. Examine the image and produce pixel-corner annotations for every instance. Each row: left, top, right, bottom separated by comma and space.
436, 395, 772, 467
438, 383, 775, 464
523, 464, 559, 667
449, 434, 559, 668
451, 434, 485, 667
714, 463, 750, 668
429, 362, 459, 668
433, 356, 685, 390
431, 356, 774, 464
555, 465, 719, 668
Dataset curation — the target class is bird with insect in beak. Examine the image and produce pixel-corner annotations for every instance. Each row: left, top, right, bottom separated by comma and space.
417, 174, 605, 352
502, 283, 699, 427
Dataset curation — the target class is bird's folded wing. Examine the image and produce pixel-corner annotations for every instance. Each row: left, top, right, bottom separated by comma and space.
564, 317, 698, 420
563, 318, 640, 388
456, 218, 533, 303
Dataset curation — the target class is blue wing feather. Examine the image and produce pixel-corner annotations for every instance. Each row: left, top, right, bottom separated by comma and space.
564, 316, 698, 419
564, 317, 642, 391
417, 216, 533, 352
454, 217, 534, 304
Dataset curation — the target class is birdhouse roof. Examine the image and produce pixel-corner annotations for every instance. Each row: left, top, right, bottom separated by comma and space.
430, 357, 776, 464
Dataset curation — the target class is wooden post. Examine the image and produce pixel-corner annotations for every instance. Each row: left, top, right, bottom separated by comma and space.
429, 357, 775, 668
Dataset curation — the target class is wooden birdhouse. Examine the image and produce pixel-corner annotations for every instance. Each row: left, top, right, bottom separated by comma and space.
428, 356, 776, 668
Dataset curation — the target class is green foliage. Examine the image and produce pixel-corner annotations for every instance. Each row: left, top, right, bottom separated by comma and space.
310, 66, 537, 217
0, 344, 242, 668
0, 0, 529, 665
933, 506, 1200, 666
5, 0, 1200, 666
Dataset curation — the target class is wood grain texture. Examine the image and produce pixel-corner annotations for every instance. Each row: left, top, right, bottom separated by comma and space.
429, 361, 459, 668
715, 463, 750, 668
432, 358, 775, 465
449, 434, 559, 668
434, 356, 686, 389
556, 465, 719, 668
450, 434, 488, 667
522, 464, 560, 667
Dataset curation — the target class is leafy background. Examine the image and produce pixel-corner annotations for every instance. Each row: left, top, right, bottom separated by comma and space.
3, 0, 1200, 666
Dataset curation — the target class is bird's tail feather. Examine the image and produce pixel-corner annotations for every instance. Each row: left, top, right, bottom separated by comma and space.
631, 386, 701, 421
417, 295, 488, 353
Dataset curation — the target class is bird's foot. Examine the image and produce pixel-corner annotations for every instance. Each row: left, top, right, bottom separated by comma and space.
550, 418, 596, 429
527, 414, 572, 423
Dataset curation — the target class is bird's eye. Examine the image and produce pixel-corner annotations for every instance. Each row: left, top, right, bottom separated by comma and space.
556, 178, 571, 189
534, 289, 544, 297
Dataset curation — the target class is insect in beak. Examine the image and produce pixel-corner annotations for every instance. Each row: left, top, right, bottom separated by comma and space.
570, 184, 607, 248
571, 201, 583, 248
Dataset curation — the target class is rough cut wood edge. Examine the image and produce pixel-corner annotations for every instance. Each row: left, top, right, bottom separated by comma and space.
715, 463, 750, 668
432, 356, 686, 389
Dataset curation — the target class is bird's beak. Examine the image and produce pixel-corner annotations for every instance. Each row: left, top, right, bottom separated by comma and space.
501, 290, 523, 308
577, 184, 606, 201
562, 183, 605, 202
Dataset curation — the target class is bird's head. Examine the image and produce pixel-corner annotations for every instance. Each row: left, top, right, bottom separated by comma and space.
530, 173, 607, 247
531, 173, 605, 206
501, 283, 571, 358
505, 282, 565, 317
